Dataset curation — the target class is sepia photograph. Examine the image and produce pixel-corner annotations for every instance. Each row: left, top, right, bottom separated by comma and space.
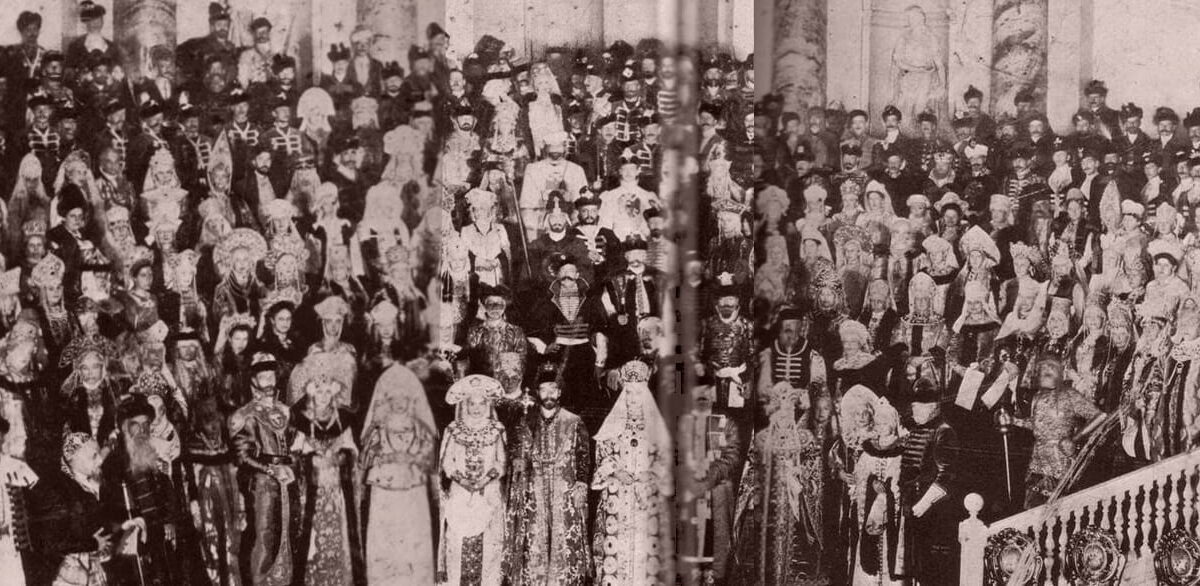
0, 0, 759, 585
760, 0, 1200, 584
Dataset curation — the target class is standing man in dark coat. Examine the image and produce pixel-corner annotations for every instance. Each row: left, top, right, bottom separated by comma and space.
64, 1, 121, 85
894, 385, 960, 586
347, 27, 383, 98
328, 134, 368, 225
100, 395, 184, 586
176, 3, 237, 92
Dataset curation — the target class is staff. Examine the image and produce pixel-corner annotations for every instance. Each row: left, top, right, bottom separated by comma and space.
120, 481, 147, 586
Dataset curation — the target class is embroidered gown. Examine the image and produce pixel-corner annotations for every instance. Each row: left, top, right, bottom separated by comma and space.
437, 419, 507, 586
293, 407, 361, 586
732, 411, 826, 585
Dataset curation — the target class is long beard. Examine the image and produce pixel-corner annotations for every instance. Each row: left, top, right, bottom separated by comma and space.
125, 435, 160, 475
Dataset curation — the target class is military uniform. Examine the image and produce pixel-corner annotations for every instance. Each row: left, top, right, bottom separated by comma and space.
231, 392, 301, 586
895, 414, 959, 586
696, 311, 755, 410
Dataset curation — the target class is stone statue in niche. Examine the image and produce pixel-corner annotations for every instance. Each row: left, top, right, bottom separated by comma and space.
890, 5, 947, 130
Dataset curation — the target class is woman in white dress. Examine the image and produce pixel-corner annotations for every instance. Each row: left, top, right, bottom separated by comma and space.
437, 375, 507, 585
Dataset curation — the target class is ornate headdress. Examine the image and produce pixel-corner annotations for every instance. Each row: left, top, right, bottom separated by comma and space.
290, 352, 355, 402
165, 249, 200, 292
30, 253, 65, 290
264, 232, 309, 272
214, 228, 268, 277
313, 295, 351, 321
619, 359, 652, 383
445, 374, 504, 405
262, 198, 297, 223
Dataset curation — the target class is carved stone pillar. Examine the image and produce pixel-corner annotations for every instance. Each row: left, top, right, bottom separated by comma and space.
990, 0, 1048, 116
114, 0, 176, 81
1046, 0, 1088, 130
359, 0, 417, 65
775, 0, 827, 116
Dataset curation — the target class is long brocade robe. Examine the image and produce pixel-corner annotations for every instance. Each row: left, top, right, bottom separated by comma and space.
292, 407, 361, 586
731, 419, 825, 585
504, 408, 592, 585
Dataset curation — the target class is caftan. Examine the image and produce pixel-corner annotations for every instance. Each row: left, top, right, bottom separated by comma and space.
437, 420, 507, 586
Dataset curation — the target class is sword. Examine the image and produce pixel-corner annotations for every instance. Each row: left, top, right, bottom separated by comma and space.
506, 186, 532, 280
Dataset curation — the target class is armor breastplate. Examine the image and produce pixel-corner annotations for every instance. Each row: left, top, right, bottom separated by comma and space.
705, 319, 750, 366
249, 403, 290, 456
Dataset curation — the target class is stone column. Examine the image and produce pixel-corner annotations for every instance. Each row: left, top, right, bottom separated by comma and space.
990, 0, 1048, 116
1046, 0, 1088, 130
827, 0, 867, 111
775, 0, 827, 115
949, 0, 993, 118
756, 0, 775, 101
359, 0, 417, 66
114, 0, 176, 81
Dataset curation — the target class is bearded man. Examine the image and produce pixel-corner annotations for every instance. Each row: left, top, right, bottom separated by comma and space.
100, 394, 183, 585
596, 240, 664, 378
231, 353, 299, 586
694, 280, 755, 412
529, 197, 594, 287
569, 193, 621, 281
504, 372, 592, 585
521, 133, 589, 241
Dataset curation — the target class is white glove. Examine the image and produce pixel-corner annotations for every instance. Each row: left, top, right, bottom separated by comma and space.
912, 483, 947, 518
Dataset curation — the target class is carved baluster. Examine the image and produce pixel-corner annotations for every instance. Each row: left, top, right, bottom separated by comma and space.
1098, 497, 1111, 533
1042, 518, 1056, 585
1124, 487, 1138, 553
1186, 466, 1198, 534
1058, 511, 1076, 586
1155, 477, 1168, 553
1142, 482, 1155, 557
958, 494, 987, 586
1167, 472, 1180, 533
